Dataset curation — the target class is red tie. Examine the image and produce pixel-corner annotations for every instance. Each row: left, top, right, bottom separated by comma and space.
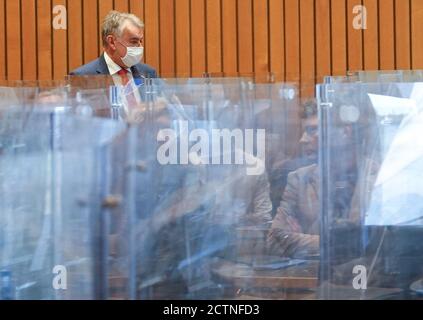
117, 68, 130, 86
117, 68, 138, 110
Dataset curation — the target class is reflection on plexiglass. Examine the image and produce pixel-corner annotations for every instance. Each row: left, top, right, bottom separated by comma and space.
0, 108, 126, 299
318, 81, 423, 299
3, 74, 423, 300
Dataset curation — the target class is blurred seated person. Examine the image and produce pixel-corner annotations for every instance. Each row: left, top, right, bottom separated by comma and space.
267, 103, 379, 259
269, 100, 318, 217
70, 11, 156, 83
133, 106, 273, 299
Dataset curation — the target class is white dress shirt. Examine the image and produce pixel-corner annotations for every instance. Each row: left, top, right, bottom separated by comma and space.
103, 52, 134, 86
103, 52, 142, 117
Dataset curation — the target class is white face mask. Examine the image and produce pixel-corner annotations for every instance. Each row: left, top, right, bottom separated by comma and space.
121, 45, 144, 68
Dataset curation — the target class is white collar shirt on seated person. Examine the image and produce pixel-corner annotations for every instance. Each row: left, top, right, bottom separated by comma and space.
104, 51, 142, 113
267, 158, 380, 259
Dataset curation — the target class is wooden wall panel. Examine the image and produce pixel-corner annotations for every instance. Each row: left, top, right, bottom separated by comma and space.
0, 0, 5, 80
206, 0, 222, 74
68, 0, 83, 72
190, 0, 206, 77
363, 0, 379, 70
175, 0, 191, 77
52, 0, 68, 80
395, 0, 411, 69
347, 0, 363, 72
222, 0, 238, 75
379, 0, 395, 70
6, 0, 21, 80
37, 0, 52, 80
0, 0, 420, 93
238, 0, 254, 75
300, 0, 315, 97
253, 0, 269, 77
269, 0, 284, 81
144, 0, 160, 74
22, 0, 37, 80
114, 0, 129, 12
130, 0, 144, 20
159, 0, 175, 77
411, 0, 423, 69
83, 0, 99, 64
99, 0, 114, 50
331, 0, 347, 75
285, 0, 300, 82
315, 0, 331, 83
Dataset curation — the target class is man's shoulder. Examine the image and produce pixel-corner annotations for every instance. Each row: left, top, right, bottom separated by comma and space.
288, 163, 318, 181
69, 57, 104, 76
134, 63, 157, 78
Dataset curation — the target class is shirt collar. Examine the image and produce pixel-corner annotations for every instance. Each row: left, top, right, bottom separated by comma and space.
103, 52, 131, 75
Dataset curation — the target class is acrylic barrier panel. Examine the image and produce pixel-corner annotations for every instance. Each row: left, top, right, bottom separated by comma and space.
245, 84, 305, 218
65, 75, 115, 90
324, 70, 423, 84
0, 109, 127, 299
317, 82, 423, 299
103, 80, 322, 300
0, 77, 120, 120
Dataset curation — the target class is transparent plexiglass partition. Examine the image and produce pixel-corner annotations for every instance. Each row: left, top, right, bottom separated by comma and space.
317, 82, 423, 299
0, 80, 70, 109
103, 78, 318, 300
2, 76, 326, 300
324, 70, 423, 84
0, 107, 127, 299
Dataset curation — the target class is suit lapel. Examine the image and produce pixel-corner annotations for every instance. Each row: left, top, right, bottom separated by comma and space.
131, 65, 142, 78
96, 54, 110, 75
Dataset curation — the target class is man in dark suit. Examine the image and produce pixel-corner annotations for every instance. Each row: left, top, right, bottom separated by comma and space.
70, 10, 157, 84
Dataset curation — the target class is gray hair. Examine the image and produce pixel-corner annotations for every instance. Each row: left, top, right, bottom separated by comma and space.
101, 10, 144, 47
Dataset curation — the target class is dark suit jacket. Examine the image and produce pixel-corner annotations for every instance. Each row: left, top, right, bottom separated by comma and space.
69, 53, 157, 79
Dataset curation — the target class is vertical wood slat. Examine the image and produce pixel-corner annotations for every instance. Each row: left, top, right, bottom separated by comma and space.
379, 0, 395, 70
269, 0, 285, 81
315, 0, 331, 83
331, 0, 347, 75
362, 0, 378, 70
22, 0, 37, 80
144, 0, 160, 75
222, 0, 238, 75
114, 0, 128, 12
131, 0, 145, 67
130, 0, 144, 53
1, 1, 422, 83
206, 0, 222, 74
411, 0, 423, 68
238, 0, 254, 75
37, 0, 52, 80
130, 0, 144, 20
285, 0, 300, 81
363, 0, 379, 70
300, 0, 315, 98
6, 0, 21, 80
83, 0, 98, 64
68, 0, 83, 72
175, 0, 190, 77
253, 0, 269, 78
130, 0, 145, 65
52, 0, 68, 80
396, 0, 411, 69
191, 0, 206, 77
347, 0, 363, 72
99, 0, 113, 51
159, 0, 175, 77
0, 0, 5, 80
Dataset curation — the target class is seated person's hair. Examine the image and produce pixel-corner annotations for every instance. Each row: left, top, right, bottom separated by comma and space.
301, 99, 317, 119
